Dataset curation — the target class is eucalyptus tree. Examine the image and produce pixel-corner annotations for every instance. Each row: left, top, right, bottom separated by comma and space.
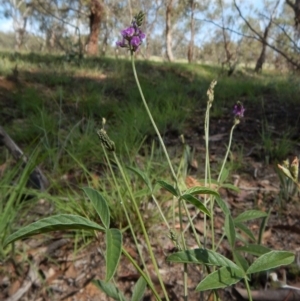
1, 0, 32, 50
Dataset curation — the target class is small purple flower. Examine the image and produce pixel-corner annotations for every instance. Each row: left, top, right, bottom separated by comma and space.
121, 26, 135, 38
131, 36, 144, 51
116, 15, 146, 52
233, 102, 245, 118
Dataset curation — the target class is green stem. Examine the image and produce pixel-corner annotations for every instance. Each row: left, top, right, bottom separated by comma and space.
130, 55, 177, 183
122, 247, 162, 301
203, 101, 212, 248
113, 152, 170, 301
218, 122, 237, 183
131, 54, 194, 299
103, 148, 151, 284
244, 276, 253, 301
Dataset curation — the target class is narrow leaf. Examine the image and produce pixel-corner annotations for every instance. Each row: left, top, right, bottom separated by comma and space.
258, 208, 271, 245
83, 187, 110, 229
106, 228, 122, 282
236, 244, 271, 256
93, 279, 127, 301
247, 251, 295, 275
4, 214, 105, 246
184, 186, 219, 197
126, 166, 152, 192
131, 277, 147, 301
233, 250, 249, 272
167, 248, 239, 270
221, 183, 240, 192
234, 210, 268, 223
219, 167, 229, 183
215, 196, 230, 215
235, 223, 256, 242
156, 180, 178, 197
180, 194, 211, 216
196, 266, 244, 291
225, 214, 236, 249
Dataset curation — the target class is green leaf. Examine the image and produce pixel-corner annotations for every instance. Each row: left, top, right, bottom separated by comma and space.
219, 167, 229, 183
126, 166, 152, 192
180, 194, 211, 217
236, 244, 271, 256
106, 228, 122, 282
258, 208, 271, 245
184, 186, 219, 197
234, 210, 268, 223
235, 223, 256, 242
131, 277, 147, 301
167, 248, 239, 270
4, 214, 105, 246
247, 251, 295, 275
83, 187, 110, 229
93, 279, 127, 301
156, 180, 178, 197
225, 214, 236, 249
233, 250, 249, 272
215, 196, 230, 215
221, 183, 240, 192
196, 266, 244, 291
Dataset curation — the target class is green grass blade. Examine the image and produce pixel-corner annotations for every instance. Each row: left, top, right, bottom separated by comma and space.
4, 214, 105, 246
106, 228, 122, 282
126, 166, 152, 192
82, 187, 110, 229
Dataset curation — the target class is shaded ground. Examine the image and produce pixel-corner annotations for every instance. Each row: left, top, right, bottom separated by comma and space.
1, 67, 300, 301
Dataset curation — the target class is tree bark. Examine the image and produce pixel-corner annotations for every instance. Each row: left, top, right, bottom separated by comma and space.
165, 0, 174, 62
286, 0, 300, 29
86, 0, 103, 56
187, 0, 195, 63
254, 0, 280, 73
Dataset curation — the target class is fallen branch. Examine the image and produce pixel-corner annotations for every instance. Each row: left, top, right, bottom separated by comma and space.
0, 126, 49, 190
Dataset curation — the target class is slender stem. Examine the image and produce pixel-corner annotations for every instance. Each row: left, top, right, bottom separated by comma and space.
113, 152, 170, 301
103, 148, 151, 284
122, 247, 162, 301
218, 123, 237, 183
203, 102, 212, 248
244, 276, 253, 301
131, 54, 193, 299
131, 55, 177, 183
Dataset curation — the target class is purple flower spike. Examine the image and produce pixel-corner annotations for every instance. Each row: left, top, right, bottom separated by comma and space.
131, 36, 141, 50
116, 14, 146, 52
233, 102, 245, 118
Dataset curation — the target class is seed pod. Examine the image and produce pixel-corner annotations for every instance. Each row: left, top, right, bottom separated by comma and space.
97, 129, 115, 152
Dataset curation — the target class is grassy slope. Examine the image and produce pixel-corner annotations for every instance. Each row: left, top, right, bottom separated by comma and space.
0, 52, 299, 241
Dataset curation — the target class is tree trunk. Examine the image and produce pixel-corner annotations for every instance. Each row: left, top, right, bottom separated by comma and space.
165, 0, 174, 62
86, 0, 103, 56
254, 0, 280, 72
286, 0, 300, 29
255, 42, 267, 73
187, 0, 195, 63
